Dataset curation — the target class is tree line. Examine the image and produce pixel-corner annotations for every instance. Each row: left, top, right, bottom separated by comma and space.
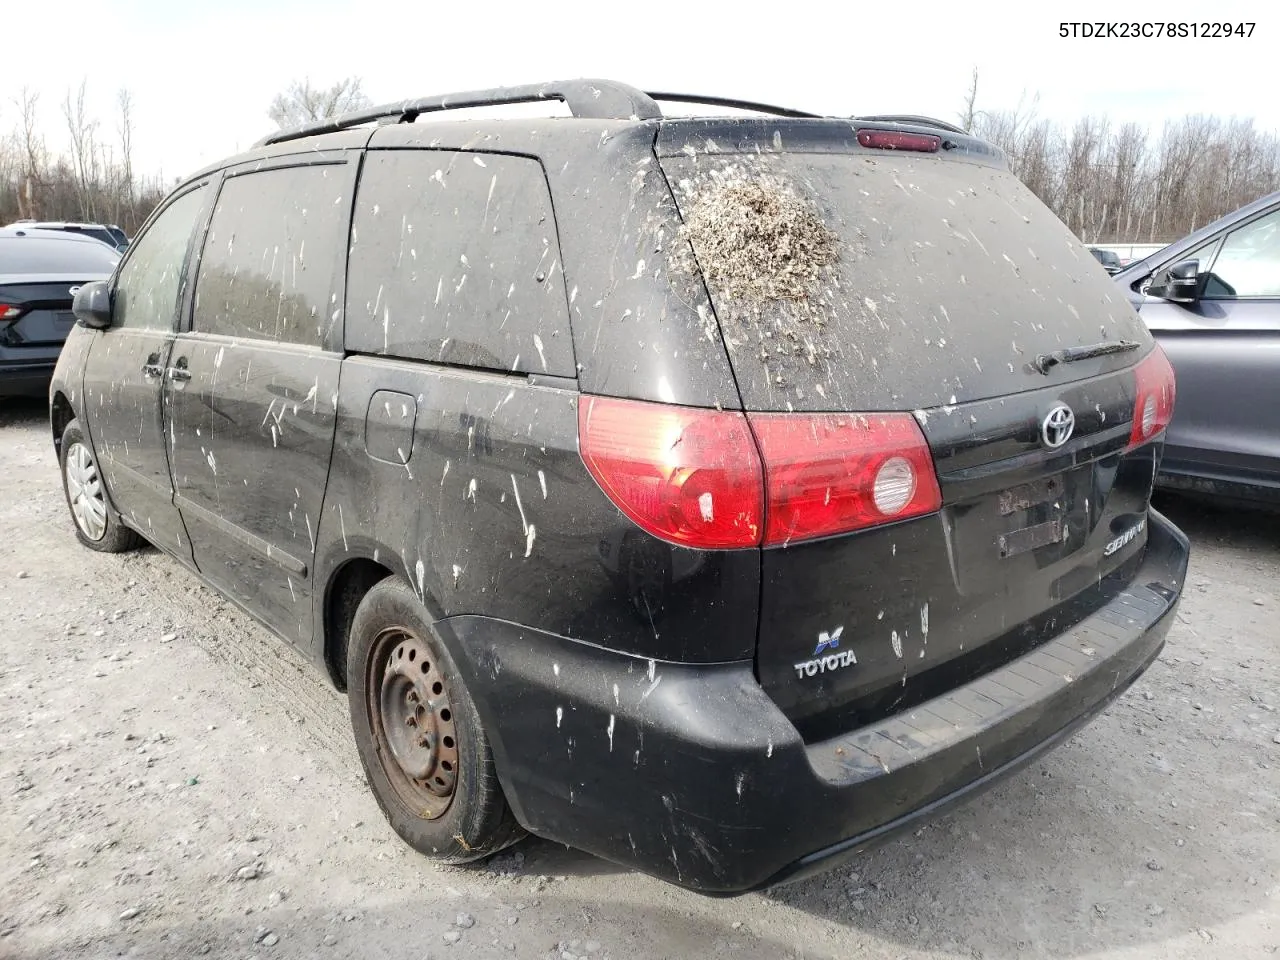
961, 70, 1280, 244
0, 78, 372, 237
4, 75, 1277, 245
0, 84, 169, 234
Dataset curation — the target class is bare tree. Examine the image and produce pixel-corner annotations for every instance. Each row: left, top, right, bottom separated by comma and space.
14, 88, 47, 219
267, 77, 372, 129
62, 80, 99, 221
116, 89, 135, 225
958, 67, 980, 133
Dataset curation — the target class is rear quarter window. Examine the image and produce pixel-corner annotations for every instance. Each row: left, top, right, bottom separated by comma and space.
345, 150, 574, 376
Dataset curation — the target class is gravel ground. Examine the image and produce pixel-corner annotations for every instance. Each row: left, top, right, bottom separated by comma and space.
2, 396, 1277, 960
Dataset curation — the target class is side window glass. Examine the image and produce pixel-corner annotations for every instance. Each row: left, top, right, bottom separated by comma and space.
1203, 208, 1280, 299
346, 150, 574, 376
194, 164, 346, 347
113, 186, 207, 331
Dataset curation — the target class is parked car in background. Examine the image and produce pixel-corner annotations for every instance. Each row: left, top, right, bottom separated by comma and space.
5, 220, 129, 252
1, 228, 120, 397
50, 78, 1188, 895
1088, 246, 1123, 274
1114, 189, 1280, 506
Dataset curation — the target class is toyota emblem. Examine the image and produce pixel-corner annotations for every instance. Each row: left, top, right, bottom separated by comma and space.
1041, 404, 1075, 449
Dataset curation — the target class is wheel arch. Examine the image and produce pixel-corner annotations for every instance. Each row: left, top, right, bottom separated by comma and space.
50, 390, 76, 457
322, 550, 453, 691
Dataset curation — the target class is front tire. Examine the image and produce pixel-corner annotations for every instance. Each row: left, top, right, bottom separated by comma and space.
347, 577, 523, 863
58, 420, 141, 553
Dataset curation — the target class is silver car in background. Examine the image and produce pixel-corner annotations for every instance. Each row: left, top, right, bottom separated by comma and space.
1115, 190, 1280, 506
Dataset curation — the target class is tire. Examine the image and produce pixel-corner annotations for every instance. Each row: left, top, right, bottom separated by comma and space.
58, 419, 142, 554
347, 577, 524, 863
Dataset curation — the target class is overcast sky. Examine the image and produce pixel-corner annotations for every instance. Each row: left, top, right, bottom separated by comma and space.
6, 0, 1274, 181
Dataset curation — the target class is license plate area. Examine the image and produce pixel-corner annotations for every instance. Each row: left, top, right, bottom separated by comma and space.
997, 519, 1064, 558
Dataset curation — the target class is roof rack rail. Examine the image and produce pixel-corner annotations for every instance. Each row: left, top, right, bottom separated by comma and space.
853, 114, 969, 136
646, 92, 822, 120
255, 78, 663, 147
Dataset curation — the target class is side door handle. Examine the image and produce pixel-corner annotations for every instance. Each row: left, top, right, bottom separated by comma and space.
142, 356, 164, 379
167, 356, 192, 383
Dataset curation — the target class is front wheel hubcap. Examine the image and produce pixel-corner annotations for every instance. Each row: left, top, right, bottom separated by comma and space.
371, 629, 459, 818
65, 442, 107, 541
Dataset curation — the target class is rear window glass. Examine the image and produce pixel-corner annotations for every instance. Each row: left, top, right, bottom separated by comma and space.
0, 236, 120, 275
346, 150, 574, 377
661, 151, 1150, 412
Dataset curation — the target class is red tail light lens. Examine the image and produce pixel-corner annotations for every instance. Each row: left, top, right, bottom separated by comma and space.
856, 129, 941, 153
0, 303, 25, 323
1127, 345, 1176, 449
578, 396, 764, 549
749, 412, 942, 545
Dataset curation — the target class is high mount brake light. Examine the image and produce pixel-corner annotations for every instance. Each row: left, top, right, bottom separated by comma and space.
1127, 345, 1176, 450
856, 129, 941, 153
578, 397, 943, 550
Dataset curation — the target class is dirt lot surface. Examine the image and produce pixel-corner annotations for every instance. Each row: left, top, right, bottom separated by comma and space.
2, 396, 1277, 960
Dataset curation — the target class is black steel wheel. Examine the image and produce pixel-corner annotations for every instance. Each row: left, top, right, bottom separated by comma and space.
347, 577, 523, 863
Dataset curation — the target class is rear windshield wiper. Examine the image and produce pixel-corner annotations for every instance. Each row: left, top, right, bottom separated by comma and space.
1031, 339, 1141, 374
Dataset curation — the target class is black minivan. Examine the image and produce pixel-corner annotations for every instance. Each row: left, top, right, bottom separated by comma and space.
50, 79, 1189, 895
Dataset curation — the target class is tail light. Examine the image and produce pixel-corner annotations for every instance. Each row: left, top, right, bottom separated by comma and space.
856, 129, 941, 153
578, 397, 942, 550
578, 396, 764, 549
0, 303, 25, 324
1127, 345, 1176, 449
749, 412, 942, 545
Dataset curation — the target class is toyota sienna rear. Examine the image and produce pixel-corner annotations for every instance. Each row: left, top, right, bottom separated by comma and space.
52, 79, 1189, 895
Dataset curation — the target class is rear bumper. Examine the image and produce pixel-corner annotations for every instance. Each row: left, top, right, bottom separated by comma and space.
440, 508, 1189, 895
0, 360, 55, 397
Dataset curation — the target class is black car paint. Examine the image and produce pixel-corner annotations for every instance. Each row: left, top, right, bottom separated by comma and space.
50, 102, 1188, 894
758, 367, 1157, 737
1114, 190, 1280, 504
438, 508, 1185, 893
0, 231, 118, 397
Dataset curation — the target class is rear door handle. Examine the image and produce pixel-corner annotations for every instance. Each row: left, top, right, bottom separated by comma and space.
167, 356, 192, 382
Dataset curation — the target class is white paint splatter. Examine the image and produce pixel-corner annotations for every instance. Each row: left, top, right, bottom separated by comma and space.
511, 474, 528, 533
920, 602, 929, 645
338, 504, 348, 551
441, 460, 450, 488
524, 525, 536, 558
647, 659, 656, 682
533, 334, 547, 370
553, 662, 560, 677
606, 714, 615, 751
736, 772, 745, 798
612, 683, 619, 706
698, 492, 714, 523
450, 563, 461, 587
555, 707, 563, 729
538, 470, 547, 499
891, 630, 903, 659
